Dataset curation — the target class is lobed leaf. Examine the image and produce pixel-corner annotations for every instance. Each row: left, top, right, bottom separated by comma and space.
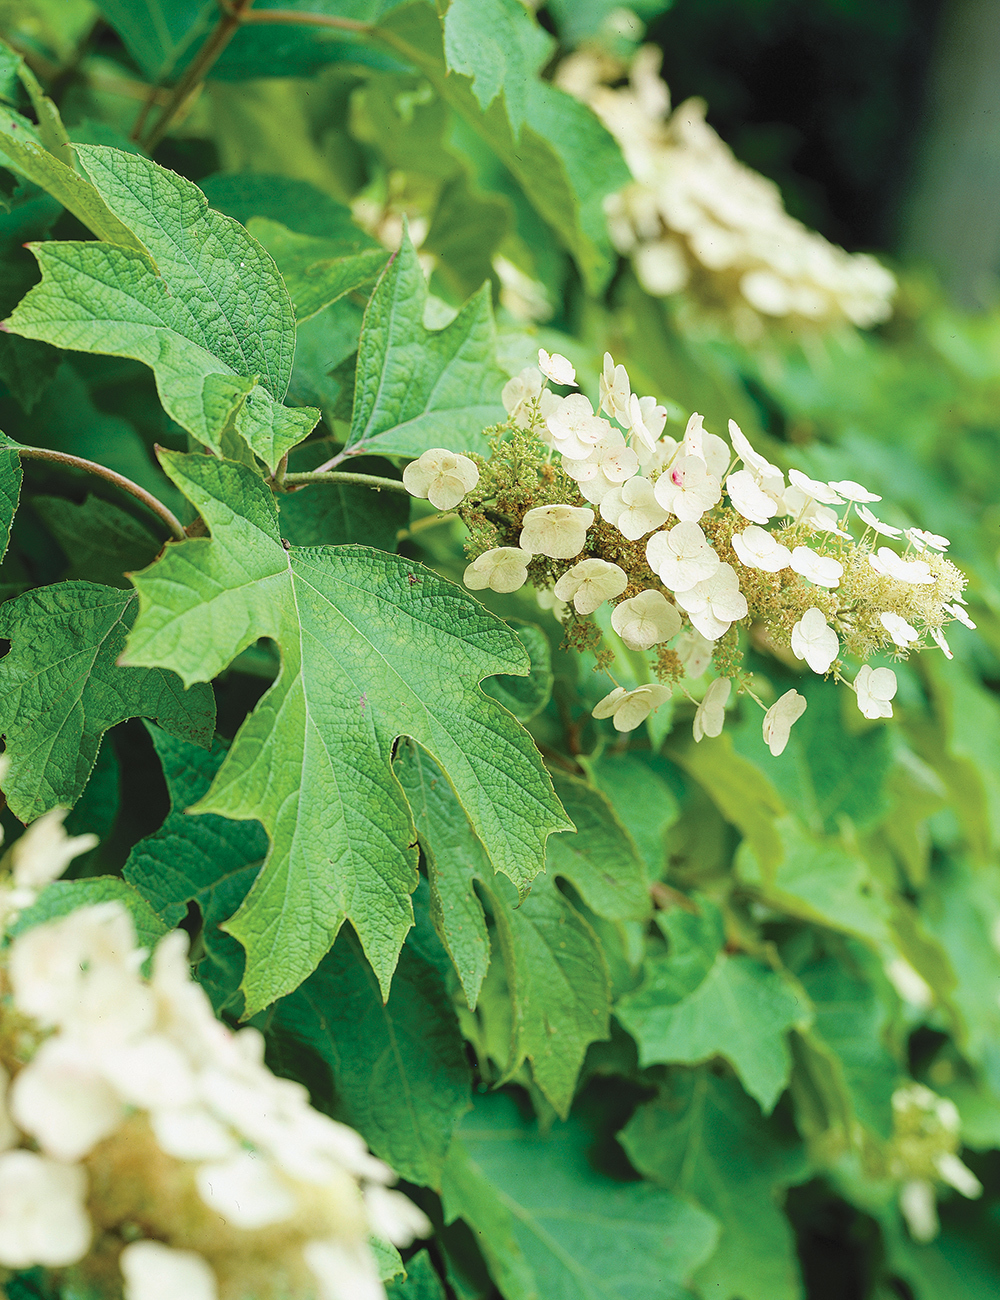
0, 581, 215, 822
121, 451, 569, 1011
346, 231, 507, 459
6, 145, 317, 470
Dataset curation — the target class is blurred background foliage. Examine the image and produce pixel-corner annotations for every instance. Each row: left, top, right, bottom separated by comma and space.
4, 1, 1000, 1298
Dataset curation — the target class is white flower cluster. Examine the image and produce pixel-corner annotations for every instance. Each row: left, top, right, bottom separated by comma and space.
890, 1083, 982, 1243
556, 46, 896, 335
0, 813, 428, 1299
404, 351, 970, 757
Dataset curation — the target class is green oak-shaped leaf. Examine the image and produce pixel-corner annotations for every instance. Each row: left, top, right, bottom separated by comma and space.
441, 1089, 719, 1300
0, 582, 215, 821
6, 145, 318, 470
617, 899, 810, 1112
344, 231, 507, 459
621, 1069, 807, 1300
397, 743, 627, 1112
271, 925, 471, 1189
121, 451, 570, 1012
247, 217, 388, 323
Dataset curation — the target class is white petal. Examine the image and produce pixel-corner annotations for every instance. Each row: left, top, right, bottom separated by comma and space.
121, 1242, 219, 1300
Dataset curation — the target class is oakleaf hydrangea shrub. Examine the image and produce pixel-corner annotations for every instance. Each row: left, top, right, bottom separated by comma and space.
405, 350, 971, 753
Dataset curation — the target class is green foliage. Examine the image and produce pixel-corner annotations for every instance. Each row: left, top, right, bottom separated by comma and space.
3, 5, 1000, 1298
7, 145, 318, 471
121, 450, 568, 1010
0, 581, 214, 820
346, 231, 507, 459
441, 1089, 720, 1299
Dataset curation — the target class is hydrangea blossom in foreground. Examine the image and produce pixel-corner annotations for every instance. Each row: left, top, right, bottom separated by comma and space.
0, 807, 428, 1300
402, 350, 968, 753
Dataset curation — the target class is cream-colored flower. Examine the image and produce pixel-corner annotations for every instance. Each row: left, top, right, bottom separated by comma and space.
7, 807, 98, 893
545, 394, 608, 460
675, 563, 748, 640
789, 546, 843, 589
790, 608, 839, 674
933, 1152, 983, 1199
880, 612, 917, 647
646, 521, 720, 592
11, 1036, 126, 1161
501, 366, 543, 422
196, 1149, 297, 1229
731, 525, 791, 572
856, 504, 902, 538
611, 590, 681, 650
945, 601, 976, 629
364, 1182, 432, 1246
653, 454, 721, 522
726, 469, 779, 524
868, 547, 934, 585
600, 475, 670, 540
900, 1179, 937, 1243
121, 1241, 219, 1300
304, 1239, 386, 1300
693, 677, 730, 741
463, 548, 531, 594
676, 626, 716, 678
906, 526, 949, 553
930, 626, 953, 659
562, 428, 638, 501
787, 469, 843, 506
402, 449, 479, 511
538, 348, 576, 387
592, 683, 671, 732
554, 558, 627, 615
0, 1150, 91, 1267
519, 504, 594, 559
762, 689, 807, 756
854, 664, 897, 718
728, 420, 778, 478
625, 392, 667, 455
599, 352, 632, 424
829, 478, 880, 503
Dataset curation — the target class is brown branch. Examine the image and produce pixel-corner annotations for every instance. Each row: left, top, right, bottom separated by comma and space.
18, 447, 188, 542
222, 4, 370, 32
140, 0, 257, 151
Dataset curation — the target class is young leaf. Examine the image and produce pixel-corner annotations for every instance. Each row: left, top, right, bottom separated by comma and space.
247, 218, 389, 323
617, 899, 809, 1112
6, 145, 318, 470
121, 452, 570, 1012
0, 582, 215, 821
441, 1089, 720, 1300
621, 1069, 808, 1300
271, 926, 471, 1189
345, 231, 507, 459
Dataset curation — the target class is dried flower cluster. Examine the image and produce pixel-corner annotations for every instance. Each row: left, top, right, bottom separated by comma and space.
404, 351, 971, 754
0, 796, 428, 1300
556, 46, 897, 336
